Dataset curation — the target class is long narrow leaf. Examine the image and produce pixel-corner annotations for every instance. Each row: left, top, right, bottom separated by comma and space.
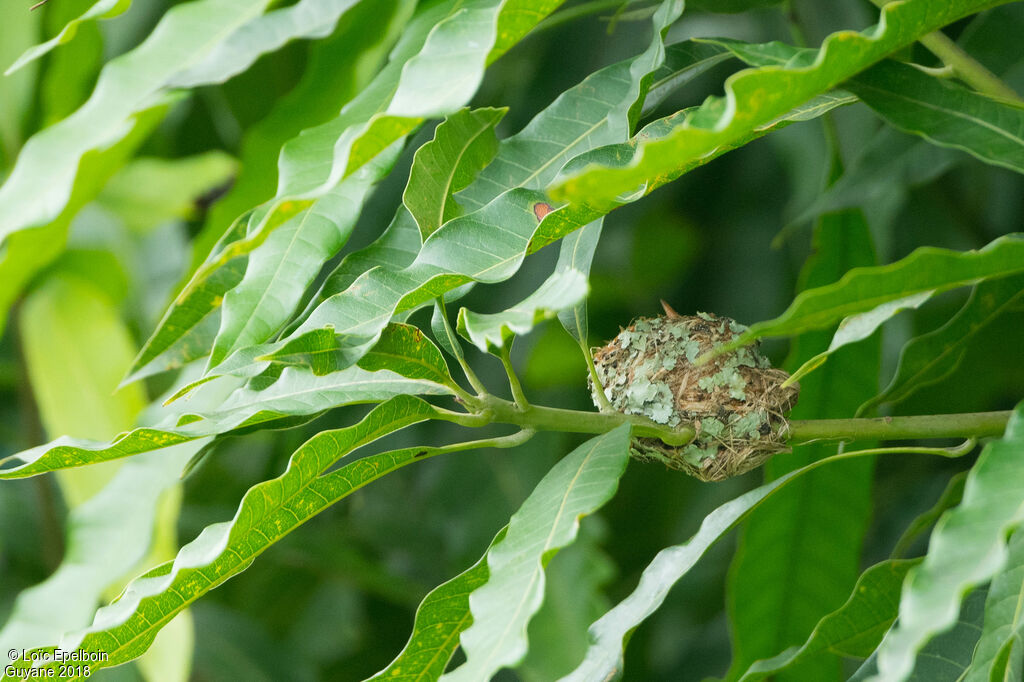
726, 207, 879, 680
442, 424, 632, 681
549, 0, 1014, 207
1, 397, 442, 681
860, 273, 1024, 414
715, 234, 1024, 353
736, 560, 918, 681
965, 529, 1024, 681
4, 0, 129, 75
848, 59, 1024, 174
870, 402, 1024, 681
367, 528, 507, 681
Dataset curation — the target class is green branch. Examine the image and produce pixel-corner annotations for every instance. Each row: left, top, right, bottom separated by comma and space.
788, 411, 1011, 443
433, 398, 1009, 451
871, 0, 1023, 103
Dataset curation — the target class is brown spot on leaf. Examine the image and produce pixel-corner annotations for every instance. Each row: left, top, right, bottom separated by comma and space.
533, 202, 554, 221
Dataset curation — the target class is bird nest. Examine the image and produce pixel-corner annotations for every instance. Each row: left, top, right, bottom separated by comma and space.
590, 308, 799, 481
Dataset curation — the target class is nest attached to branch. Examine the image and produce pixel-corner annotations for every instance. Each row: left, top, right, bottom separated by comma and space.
590, 307, 799, 482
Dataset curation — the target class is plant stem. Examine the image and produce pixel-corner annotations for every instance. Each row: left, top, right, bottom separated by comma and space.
870, 0, 1023, 103
917, 31, 1024, 103
581, 341, 613, 412
499, 344, 530, 409
436, 298, 488, 396
436, 395, 695, 445
788, 411, 1010, 443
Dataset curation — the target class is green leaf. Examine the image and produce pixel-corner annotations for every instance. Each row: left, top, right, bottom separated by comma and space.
561, 436, 954, 682
191, 0, 413, 271
860, 273, 1024, 415
0, 361, 453, 479
851, 588, 990, 681
549, 0, 1014, 207
2, 397, 442, 680
206, 0, 687, 382
0, 0, 272, 255
965, 529, 1024, 682
457, 0, 685, 213
555, 220, 603, 345
134, 0, 563, 380
96, 153, 238, 233
787, 290, 934, 387
726, 207, 879, 681
456, 268, 588, 352
848, 59, 1024, 175
715, 234, 1024, 353
4, 0, 129, 75
735, 560, 918, 681
367, 528, 507, 681
356, 322, 457, 388
0, 444, 202, 660
167, 0, 365, 88
869, 401, 1024, 681
891, 472, 968, 559
404, 107, 507, 240
208, 144, 403, 368
441, 424, 632, 681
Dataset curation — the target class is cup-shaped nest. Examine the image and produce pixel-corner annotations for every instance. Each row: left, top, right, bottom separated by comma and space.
590, 311, 799, 481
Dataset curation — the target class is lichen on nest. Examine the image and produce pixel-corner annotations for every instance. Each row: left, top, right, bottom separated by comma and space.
590, 307, 799, 482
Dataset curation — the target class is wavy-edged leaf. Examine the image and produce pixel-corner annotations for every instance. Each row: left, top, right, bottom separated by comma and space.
405, 107, 506, 239
133, 0, 563, 380
736, 560, 918, 681
441, 424, 632, 681
715, 234, 1024, 353
191, 0, 413, 270
4, 0, 128, 75
787, 290, 933, 386
458, 0, 685, 212
869, 401, 1024, 681
559, 436, 966, 682
368, 528, 507, 681
549, 0, 1014, 206
707, 37, 1024, 176
965, 529, 1024, 682
2, 397, 442, 680
852, 588, 989, 681
207, 0, 687, 381
208, 144, 403, 367
726, 206, 879, 681
0, 0, 272, 254
0, 361, 453, 480
167, 0, 364, 88
848, 59, 1024, 175
860, 273, 1024, 415
457, 268, 588, 352
563, 470, 803, 680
